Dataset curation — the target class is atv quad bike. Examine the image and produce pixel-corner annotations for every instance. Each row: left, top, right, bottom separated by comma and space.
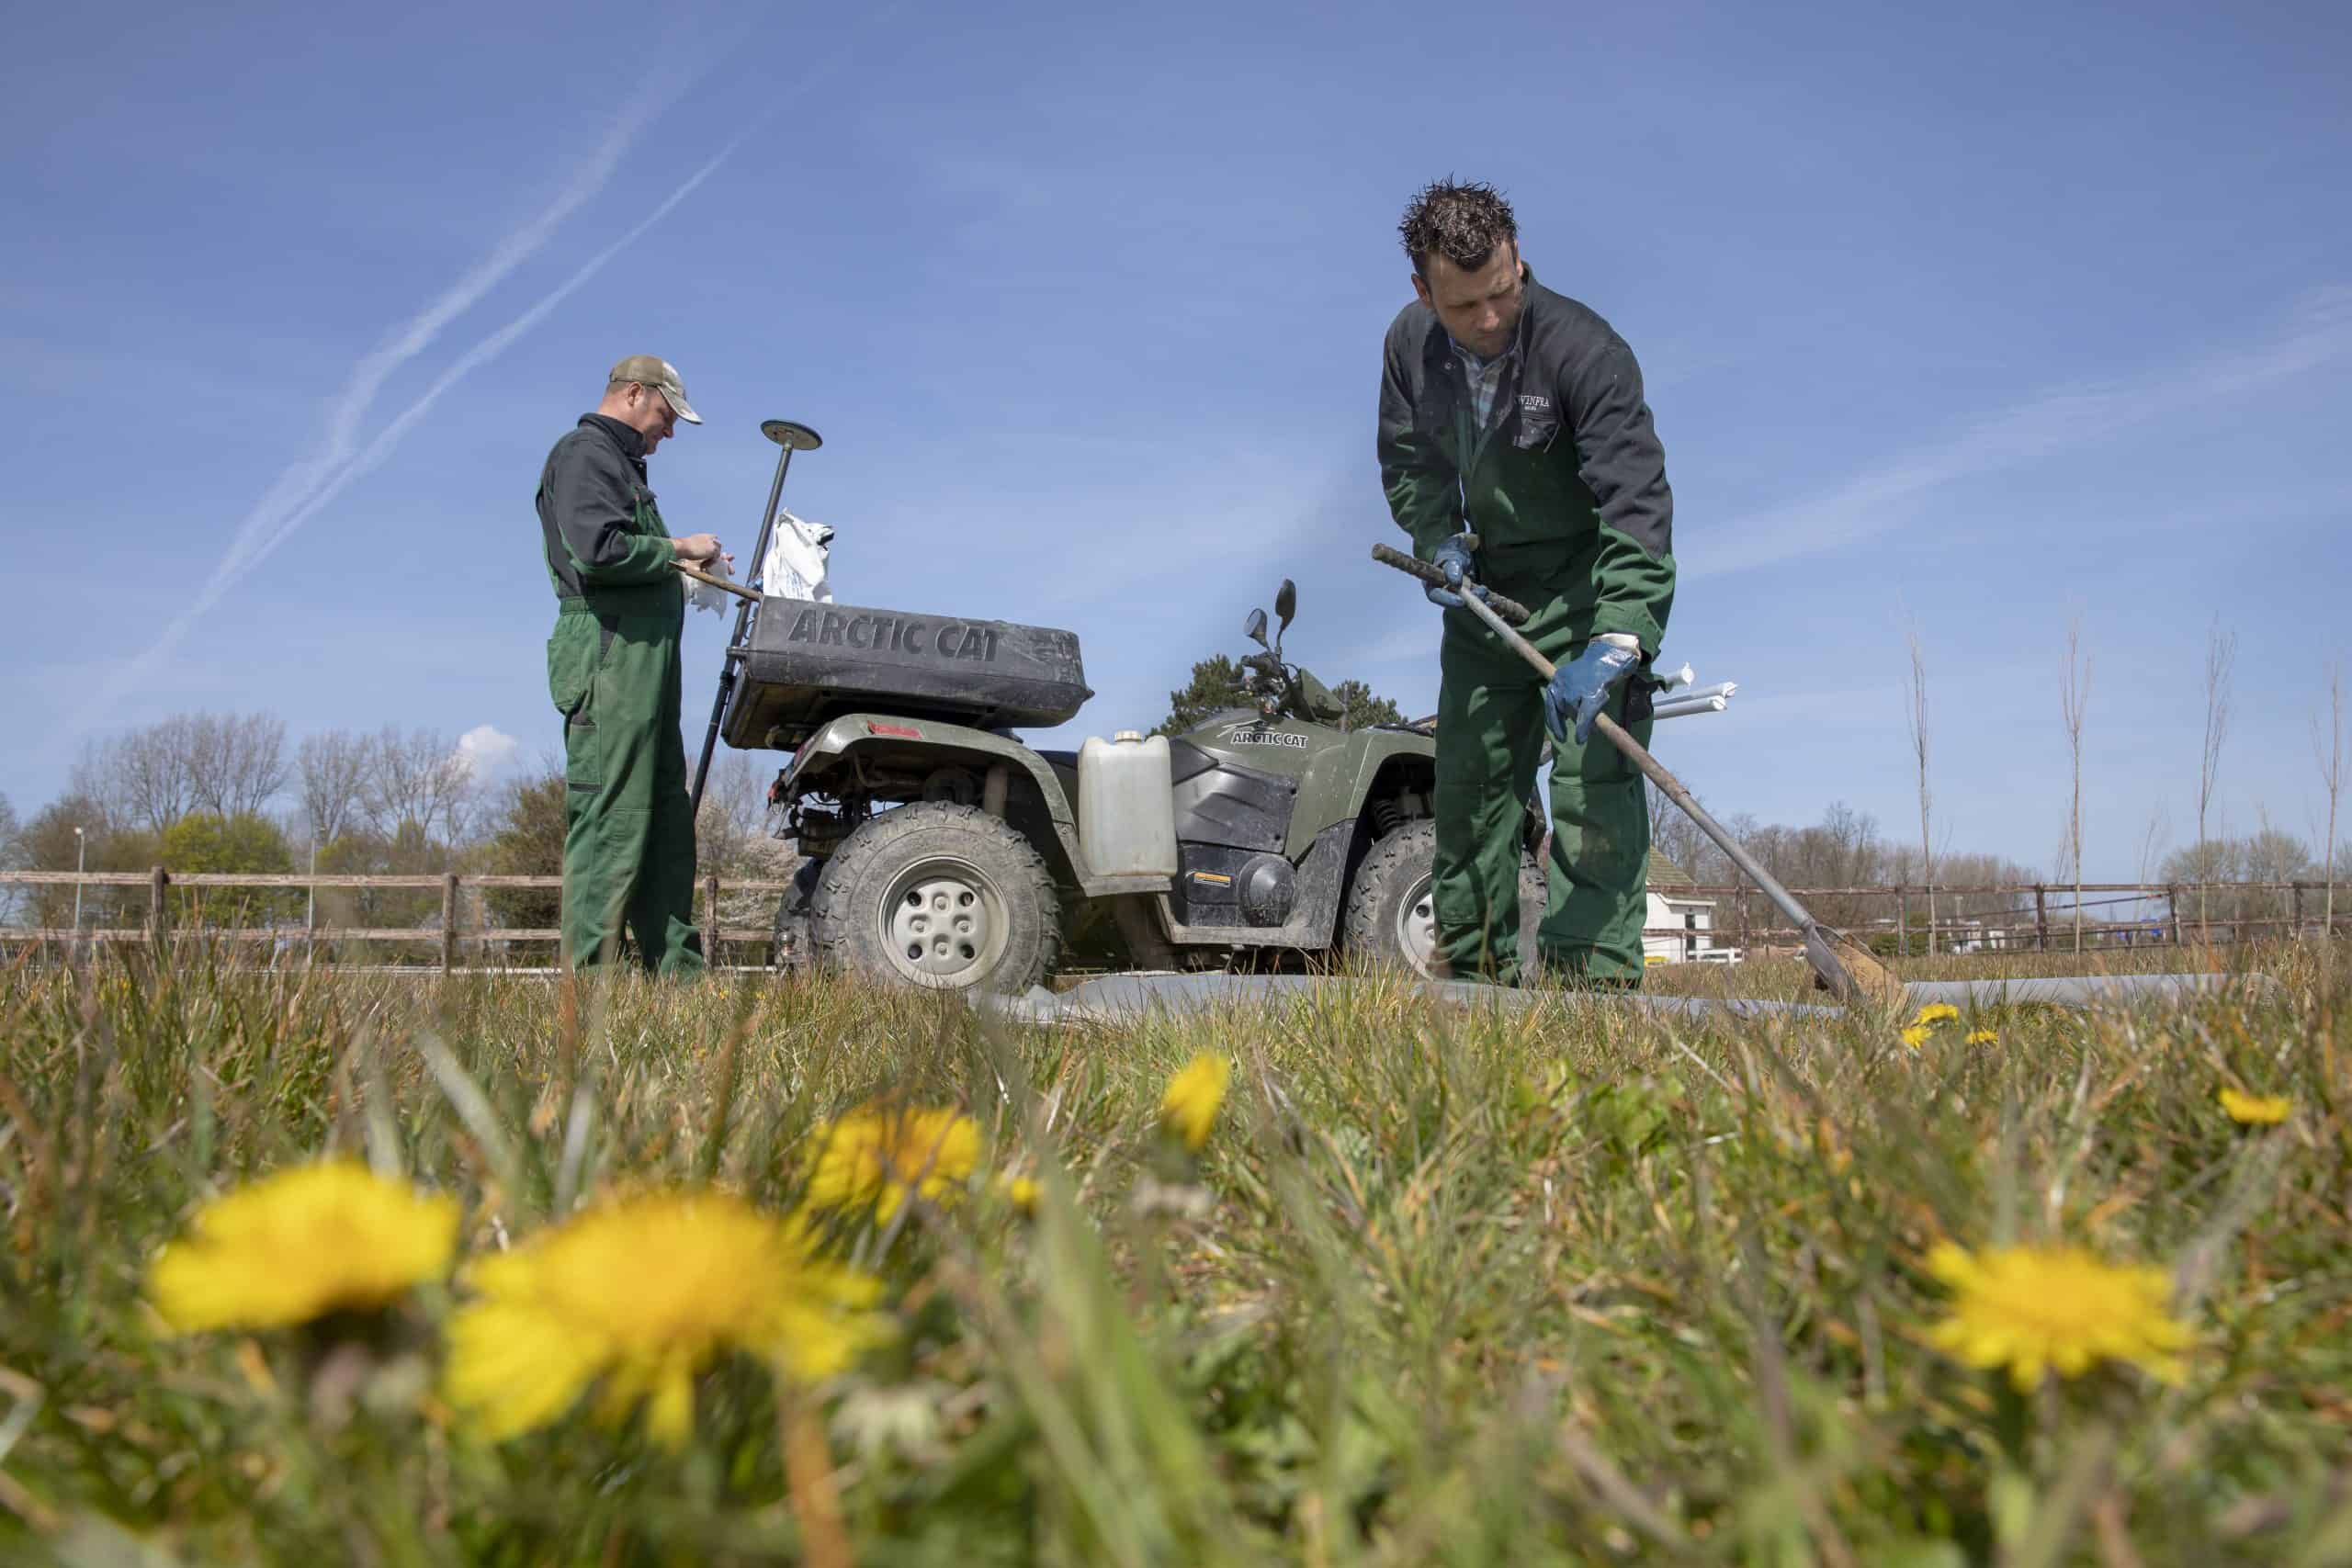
727, 580, 1544, 992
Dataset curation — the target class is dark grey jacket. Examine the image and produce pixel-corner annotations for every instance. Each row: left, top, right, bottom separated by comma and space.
1378, 268, 1675, 654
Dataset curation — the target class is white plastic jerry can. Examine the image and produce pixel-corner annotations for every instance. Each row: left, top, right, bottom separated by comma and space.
1078, 729, 1178, 876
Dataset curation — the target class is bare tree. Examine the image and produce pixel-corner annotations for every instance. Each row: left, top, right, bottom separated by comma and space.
2135, 806, 2170, 927
2197, 620, 2236, 939
0, 791, 19, 923
1646, 779, 1717, 886
187, 712, 291, 819
1905, 630, 1935, 954
298, 730, 376, 845
2059, 616, 2092, 954
365, 727, 473, 840
72, 717, 198, 833
2316, 660, 2343, 939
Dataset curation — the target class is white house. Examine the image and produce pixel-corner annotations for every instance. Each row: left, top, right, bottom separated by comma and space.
1645, 849, 1715, 963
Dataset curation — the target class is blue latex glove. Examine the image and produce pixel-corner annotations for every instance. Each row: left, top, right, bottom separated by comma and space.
1423, 536, 1487, 609
1543, 637, 1642, 745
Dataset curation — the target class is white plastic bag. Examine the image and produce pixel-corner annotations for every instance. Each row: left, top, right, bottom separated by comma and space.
761, 509, 835, 604
683, 553, 740, 615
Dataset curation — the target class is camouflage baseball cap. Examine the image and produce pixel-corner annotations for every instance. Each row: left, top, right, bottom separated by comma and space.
605, 354, 701, 424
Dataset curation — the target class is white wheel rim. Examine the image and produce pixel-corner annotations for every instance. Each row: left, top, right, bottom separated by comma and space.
879, 857, 1004, 987
1397, 874, 1438, 976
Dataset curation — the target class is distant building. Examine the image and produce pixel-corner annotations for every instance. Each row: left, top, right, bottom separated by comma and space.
1645, 849, 1715, 962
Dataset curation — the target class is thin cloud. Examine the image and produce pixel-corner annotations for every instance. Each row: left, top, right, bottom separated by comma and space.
1692, 285, 2352, 579
199, 91, 683, 615
96, 11, 905, 717
107, 137, 749, 700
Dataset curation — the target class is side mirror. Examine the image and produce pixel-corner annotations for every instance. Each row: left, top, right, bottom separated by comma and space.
1244, 608, 1269, 648
1274, 580, 1296, 630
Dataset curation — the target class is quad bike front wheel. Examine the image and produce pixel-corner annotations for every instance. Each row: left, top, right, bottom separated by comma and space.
809, 802, 1061, 992
1342, 818, 1544, 979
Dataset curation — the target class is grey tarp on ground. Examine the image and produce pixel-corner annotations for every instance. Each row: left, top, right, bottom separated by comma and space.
974, 970, 2275, 1028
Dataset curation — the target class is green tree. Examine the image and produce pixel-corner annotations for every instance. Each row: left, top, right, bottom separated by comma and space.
159, 812, 297, 926
1328, 680, 1406, 732
1153, 655, 1254, 737
18, 795, 158, 931
1153, 658, 1408, 737
482, 769, 568, 943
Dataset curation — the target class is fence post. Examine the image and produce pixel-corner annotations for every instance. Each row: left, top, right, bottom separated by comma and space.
1736, 886, 1749, 954
2034, 886, 2048, 952
705, 874, 722, 966
441, 874, 459, 974
1898, 887, 1909, 959
2166, 885, 2181, 947
2291, 881, 2305, 941
149, 866, 169, 955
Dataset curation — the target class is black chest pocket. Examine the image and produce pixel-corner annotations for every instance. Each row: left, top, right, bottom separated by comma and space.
1510, 395, 1563, 452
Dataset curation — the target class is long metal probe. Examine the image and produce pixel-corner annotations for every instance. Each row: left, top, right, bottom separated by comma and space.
689, 438, 796, 816
1371, 542, 1898, 1006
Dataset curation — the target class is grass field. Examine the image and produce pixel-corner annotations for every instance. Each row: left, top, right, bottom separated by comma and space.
2, 943, 2346, 1565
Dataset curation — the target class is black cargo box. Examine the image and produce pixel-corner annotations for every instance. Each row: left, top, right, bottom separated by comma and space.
722, 598, 1092, 748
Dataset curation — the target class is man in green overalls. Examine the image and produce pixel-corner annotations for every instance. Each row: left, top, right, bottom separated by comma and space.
536, 355, 727, 976
1377, 181, 1677, 987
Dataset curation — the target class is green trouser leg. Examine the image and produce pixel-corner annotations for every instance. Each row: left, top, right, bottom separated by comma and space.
1536, 687, 1652, 986
1433, 624, 1652, 987
552, 611, 707, 978
1432, 638, 1544, 985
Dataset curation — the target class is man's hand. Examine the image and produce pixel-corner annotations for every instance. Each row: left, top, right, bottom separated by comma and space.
1424, 536, 1487, 609
672, 533, 722, 566
1542, 636, 1641, 746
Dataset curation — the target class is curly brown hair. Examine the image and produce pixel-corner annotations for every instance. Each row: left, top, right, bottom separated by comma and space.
1397, 178, 1518, 277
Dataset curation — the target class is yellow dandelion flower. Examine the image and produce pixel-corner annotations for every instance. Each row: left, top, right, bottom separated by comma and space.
1159, 1051, 1232, 1152
802, 1104, 980, 1221
148, 1161, 458, 1333
1965, 1029, 1999, 1045
1899, 1024, 1931, 1050
1911, 1003, 1961, 1026
443, 1190, 885, 1448
2217, 1088, 2290, 1126
1925, 1241, 2190, 1392
996, 1173, 1041, 1215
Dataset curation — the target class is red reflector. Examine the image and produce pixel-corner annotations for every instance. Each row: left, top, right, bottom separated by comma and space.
866, 722, 922, 739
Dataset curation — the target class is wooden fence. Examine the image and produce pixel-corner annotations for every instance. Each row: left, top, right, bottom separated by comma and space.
0, 869, 795, 969
2, 870, 2343, 972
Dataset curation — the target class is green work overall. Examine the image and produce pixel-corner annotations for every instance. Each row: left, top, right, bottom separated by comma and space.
1379, 274, 1677, 987
541, 483, 707, 978
1434, 591, 1654, 986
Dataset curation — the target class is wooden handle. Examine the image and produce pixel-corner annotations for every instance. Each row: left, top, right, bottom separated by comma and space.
1369, 543, 1533, 625
677, 561, 761, 603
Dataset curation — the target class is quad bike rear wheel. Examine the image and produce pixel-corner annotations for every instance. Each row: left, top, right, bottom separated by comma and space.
768, 842, 825, 967
1342, 818, 1544, 979
809, 802, 1060, 992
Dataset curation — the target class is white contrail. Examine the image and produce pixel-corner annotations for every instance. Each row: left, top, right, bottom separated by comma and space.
112, 136, 748, 694
1691, 284, 2352, 579
198, 96, 678, 611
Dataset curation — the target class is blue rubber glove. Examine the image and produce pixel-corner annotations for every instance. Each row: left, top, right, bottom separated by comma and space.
1542, 637, 1642, 745
1423, 536, 1488, 609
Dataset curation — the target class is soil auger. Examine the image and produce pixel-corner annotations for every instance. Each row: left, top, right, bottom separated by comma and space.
1373, 541, 1905, 1010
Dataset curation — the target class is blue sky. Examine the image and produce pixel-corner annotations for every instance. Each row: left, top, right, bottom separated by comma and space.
6, 0, 2347, 878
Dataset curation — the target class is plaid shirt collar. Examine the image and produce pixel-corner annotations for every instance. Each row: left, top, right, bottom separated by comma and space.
1448, 335, 1519, 431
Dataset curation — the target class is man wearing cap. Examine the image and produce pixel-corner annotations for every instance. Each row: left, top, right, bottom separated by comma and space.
536, 355, 725, 976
